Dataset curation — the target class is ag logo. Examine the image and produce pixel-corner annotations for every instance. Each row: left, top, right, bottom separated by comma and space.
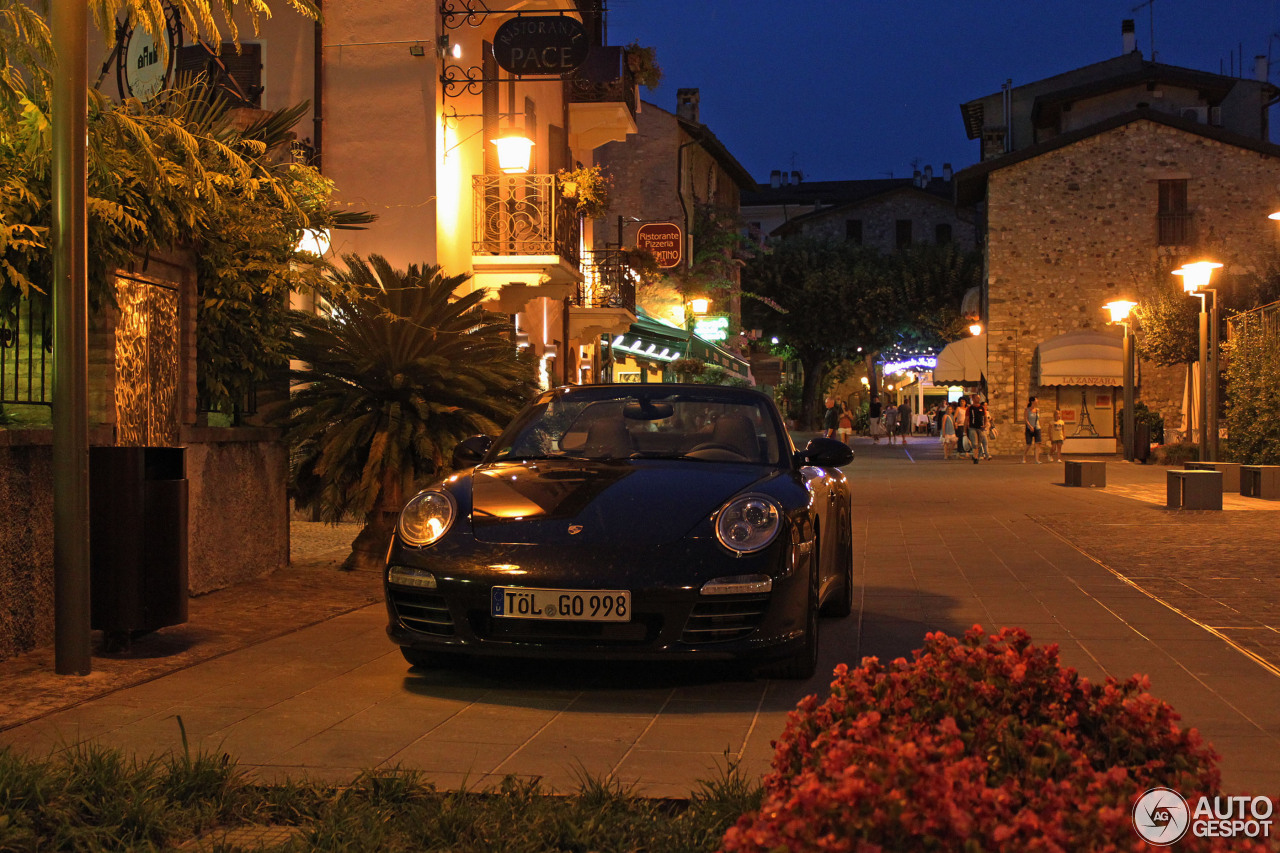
1132, 787, 1190, 845
567, 525, 583, 535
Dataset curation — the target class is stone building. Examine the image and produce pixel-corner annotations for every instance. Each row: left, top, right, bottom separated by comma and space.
594, 89, 757, 382
954, 34, 1280, 454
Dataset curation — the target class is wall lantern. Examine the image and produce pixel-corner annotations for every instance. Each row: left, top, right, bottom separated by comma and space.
295, 227, 331, 256
688, 297, 710, 315
1172, 260, 1223, 292
1102, 300, 1137, 325
492, 131, 534, 174
969, 322, 983, 336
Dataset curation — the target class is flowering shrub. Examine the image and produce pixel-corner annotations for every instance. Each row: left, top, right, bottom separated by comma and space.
721, 626, 1270, 853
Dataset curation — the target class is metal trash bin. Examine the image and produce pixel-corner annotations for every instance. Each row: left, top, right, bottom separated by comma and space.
1134, 421, 1151, 463
90, 447, 189, 648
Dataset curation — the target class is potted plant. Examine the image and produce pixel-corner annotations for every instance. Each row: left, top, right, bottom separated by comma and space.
556, 164, 611, 219
623, 42, 662, 89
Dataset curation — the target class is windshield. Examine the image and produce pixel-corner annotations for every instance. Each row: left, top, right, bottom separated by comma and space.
491, 388, 785, 465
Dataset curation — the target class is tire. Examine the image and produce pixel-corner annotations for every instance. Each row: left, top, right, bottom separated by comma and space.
400, 647, 436, 669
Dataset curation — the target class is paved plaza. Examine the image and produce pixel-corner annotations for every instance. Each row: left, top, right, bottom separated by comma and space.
2, 436, 1278, 798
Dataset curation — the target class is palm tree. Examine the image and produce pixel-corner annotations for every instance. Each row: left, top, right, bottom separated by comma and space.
286, 255, 537, 571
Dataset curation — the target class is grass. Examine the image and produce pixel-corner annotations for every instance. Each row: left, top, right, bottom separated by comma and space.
0, 726, 762, 852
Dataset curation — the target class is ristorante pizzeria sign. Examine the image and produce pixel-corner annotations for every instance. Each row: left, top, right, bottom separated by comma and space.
493, 15, 589, 75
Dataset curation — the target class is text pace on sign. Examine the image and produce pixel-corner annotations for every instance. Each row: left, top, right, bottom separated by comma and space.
493, 15, 589, 76
636, 223, 683, 269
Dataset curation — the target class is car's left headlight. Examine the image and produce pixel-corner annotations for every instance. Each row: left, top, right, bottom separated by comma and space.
715, 494, 781, 554
398, 489, 456, 547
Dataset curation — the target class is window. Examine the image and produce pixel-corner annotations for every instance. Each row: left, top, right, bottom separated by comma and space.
896, 219, 912, 248
935, 223, 953, 244
176, 43, 262, 107
845, 219, 863, 244
1157, 179, 1191, 246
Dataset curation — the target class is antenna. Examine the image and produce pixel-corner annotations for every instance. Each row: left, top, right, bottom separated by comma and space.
1132, 0, 1156, 60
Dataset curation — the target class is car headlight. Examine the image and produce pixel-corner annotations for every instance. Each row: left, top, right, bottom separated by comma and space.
397, 489, 456, 547
715, 494, 781, 554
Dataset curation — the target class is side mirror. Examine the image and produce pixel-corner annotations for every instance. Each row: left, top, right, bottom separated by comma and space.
798, 436, 854, 468
451, 435, 493, 469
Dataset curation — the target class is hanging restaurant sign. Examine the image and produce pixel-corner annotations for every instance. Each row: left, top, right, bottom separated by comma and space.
116, 2, 183, 103
635, 223, 683, 269
493, 15, 589, 76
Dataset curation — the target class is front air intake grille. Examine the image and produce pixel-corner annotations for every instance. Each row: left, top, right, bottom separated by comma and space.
391, 591, 455, 637
680, 594, 770, 643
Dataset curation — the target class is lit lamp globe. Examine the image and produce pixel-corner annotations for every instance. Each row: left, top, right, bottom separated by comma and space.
295, 227, 331, 256
492, 133, 534, 174
969, 322, 983, 336
689, 297, 710, 315
1103, 300, 1137, 325
1172, 261, 1222, 292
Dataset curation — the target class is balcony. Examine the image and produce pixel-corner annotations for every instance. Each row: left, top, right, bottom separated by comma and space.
569, 249, 637, 341
565, 46, 639, 151
472, 174, 582, 305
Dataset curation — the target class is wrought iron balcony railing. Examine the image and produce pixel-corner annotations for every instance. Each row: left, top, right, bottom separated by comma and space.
575, 249, 636, 313
564, 45, 637, 116
473, 174, 580, 265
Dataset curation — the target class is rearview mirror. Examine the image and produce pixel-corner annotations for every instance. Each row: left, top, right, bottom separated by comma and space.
797, 437, 854, 468
451, 435, 493, 469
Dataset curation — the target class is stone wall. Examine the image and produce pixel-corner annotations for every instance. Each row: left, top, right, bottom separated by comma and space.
0, 428, 288, 660
982, 118, 1280, 455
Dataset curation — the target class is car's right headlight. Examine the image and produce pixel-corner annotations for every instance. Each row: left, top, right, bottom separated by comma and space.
397, 489, 456, 547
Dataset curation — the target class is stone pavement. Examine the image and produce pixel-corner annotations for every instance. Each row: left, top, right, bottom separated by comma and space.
0, 438, 1277, 799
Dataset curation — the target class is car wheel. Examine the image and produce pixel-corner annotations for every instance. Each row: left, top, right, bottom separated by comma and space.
769, 536, 819, 680
400, 647, 436, 669
821, 514, 854, 618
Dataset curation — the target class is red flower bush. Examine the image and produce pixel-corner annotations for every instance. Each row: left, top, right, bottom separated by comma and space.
721, 626, 1273, 853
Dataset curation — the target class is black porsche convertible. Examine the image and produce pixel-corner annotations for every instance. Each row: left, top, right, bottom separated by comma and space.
384, 384, 854, 678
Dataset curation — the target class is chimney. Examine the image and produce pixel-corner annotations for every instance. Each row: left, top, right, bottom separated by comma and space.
923, 165, 934, 183
790, 170, 802, 186
770, 169, 782, 189
943, 162, 953, 181
1122, 19, 1136, 55
912, 169, 922, 187
1257, 55, 1269, 83
676, 88, 700, 124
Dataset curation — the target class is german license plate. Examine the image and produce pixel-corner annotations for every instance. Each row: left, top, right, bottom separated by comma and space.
491, 586, 631, 622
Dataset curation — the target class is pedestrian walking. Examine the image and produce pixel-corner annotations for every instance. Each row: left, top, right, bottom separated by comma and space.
837, 402, 854, 445
1023, 396, 1043, 463
1049, 409, 1066, 462
954, 398, 970, 458
868, 395, 882, 443
967, 394, 988, 464
823, 396, 839, 439
883, 402, 899, 445
898, 399, 912, 444
941, 403, 958, 460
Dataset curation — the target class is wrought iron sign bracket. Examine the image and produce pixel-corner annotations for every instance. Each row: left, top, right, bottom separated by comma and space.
441, 64, 566, 98
440, 0, 591, 30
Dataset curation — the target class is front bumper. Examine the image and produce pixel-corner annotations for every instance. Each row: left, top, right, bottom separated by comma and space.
384, 534, 807, 664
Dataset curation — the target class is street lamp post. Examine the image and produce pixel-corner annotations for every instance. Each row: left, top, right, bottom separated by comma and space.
1104, 300, 1138, 462
1173, 261, 1223, 461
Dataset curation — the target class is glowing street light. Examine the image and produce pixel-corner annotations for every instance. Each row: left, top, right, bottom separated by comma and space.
969, 322, 983, 336
1173, 260, 1222, 460
1104, 299, 1138, 461
688, 297, 710, 315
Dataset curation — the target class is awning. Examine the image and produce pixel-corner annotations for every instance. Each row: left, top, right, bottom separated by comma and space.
1035, 329, 1123, 386
932, 334, 986, 383
611, 310, 687, 363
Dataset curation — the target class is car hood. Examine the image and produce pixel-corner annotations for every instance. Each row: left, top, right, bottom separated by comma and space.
468, 459, 775, 546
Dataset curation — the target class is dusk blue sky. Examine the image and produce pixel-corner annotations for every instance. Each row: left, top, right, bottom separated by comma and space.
607, 0, 1280, 184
